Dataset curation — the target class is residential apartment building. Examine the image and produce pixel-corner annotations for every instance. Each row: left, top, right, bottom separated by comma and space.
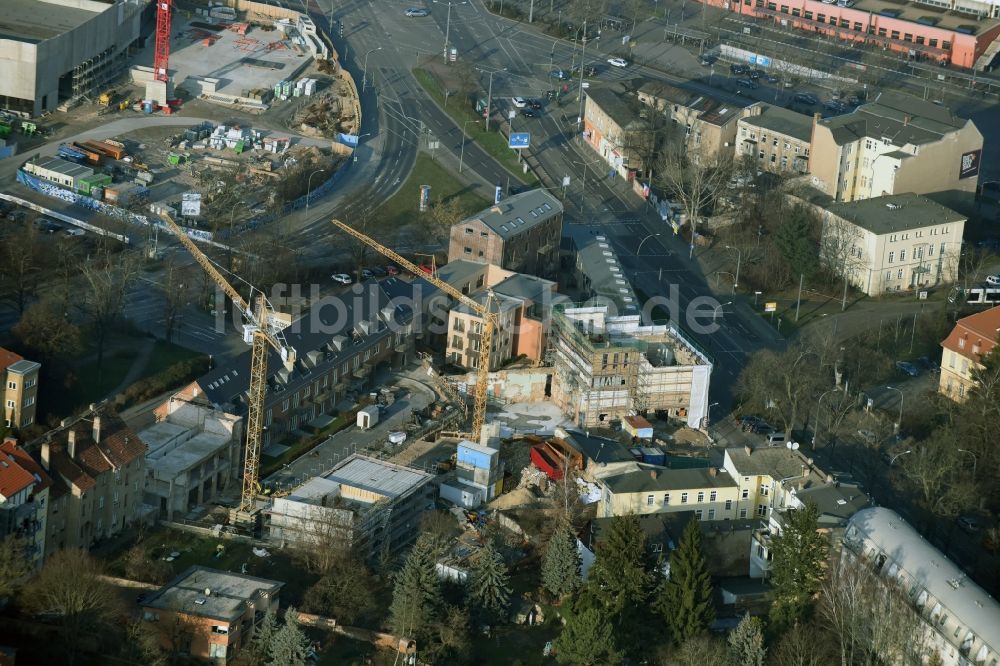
737, 103, 813, 174
809, 92, 983, 211
445, 267, 557, 370
938, 305, 1000, 401
596, 466, 739, 520
583, 86, 655, 180
749, 480, 869, 578
637, 80, 748, 161
38, 412, 147, 555
843, 508, 1000, 666
0, 437, 52, 567
702, 0, 1000, 68
142, 396, 243, 520
1, 347, 40, 430
550, 304, 712, 429
141, 566, 283, 665
176, 281, 415, 446
722, 445, 832, 521
816, 192, 966, 295
267, 454, 433, 560
447, 190, 563, 278
563, 227, 640, 316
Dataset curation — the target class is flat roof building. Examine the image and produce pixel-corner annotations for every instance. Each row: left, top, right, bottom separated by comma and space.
0, 0, 146, 117
267, 454, 433, 560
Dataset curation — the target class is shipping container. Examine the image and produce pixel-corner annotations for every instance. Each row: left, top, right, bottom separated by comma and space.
629, 447, 644, 461
640, 447, 665, 466
530, 445, 564, 481
70, 142, 101, 164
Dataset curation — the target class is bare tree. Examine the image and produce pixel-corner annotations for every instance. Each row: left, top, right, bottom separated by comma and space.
13, 297, 83, 362
79, 247, 143, 383
160, 253, 193, 345
772, 621, 838, 666
896, 428, 976, 521
735, 341, 828, 437
655, 146, 732, 254
820, 553, 930, 666
285, 503, 354, 577
818, 214, 868, 291
20, 549, 123, 665
0, 535, 30, 599
0, 224, 42, 314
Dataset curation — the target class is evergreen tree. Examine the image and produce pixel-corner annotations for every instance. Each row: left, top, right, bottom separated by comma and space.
655, 520, 716, 643
775, 207, 818, 281
388, 535, 443, 640
541, 517, 581, 601
727, 614, 766, 666
553, 606, 623, 666
468, 541, 512, 622
245, 610, 280, 666
768, 503, 828, 629
586, 515, 654, 620
267, 607, 310, 666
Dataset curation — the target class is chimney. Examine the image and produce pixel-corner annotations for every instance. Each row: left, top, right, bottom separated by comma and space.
41, 441, 50, 469
744, 445, 752, 457
709, 467, 718, 477
903, 115, 911, 126
92, 416, 102, 444
67, 429, 77, 460
649, 469, 658, 479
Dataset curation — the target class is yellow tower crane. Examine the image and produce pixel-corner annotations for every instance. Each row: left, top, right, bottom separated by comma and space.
331, 219, 496, 440
158, 213, 296, 526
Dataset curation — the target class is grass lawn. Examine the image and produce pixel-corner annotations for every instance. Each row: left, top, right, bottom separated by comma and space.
375, 153, 492, 231
61, 349, 138, 412
143, 340, 205, 377
116, 528, 320, 607
412, 68, 539, 185
471, 623, 557, 666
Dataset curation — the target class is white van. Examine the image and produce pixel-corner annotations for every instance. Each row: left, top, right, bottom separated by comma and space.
765, 432, 787, 446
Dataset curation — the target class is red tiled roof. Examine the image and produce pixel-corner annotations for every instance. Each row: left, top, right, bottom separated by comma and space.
0, 439, 38, 499
941, 305, 1000, 363
1, 438, 52, 494
45, 418, 146, 492
0, 347, 24, 375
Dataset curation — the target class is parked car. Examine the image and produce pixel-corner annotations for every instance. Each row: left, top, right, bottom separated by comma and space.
361, 269, 375, 279
793, 92, 818, 105
549, 69, 568, 80
748, 68, 763, 80
368, 266, 386, 276
730, 63, 747, 75
511, 96, 527, 108
405, 7, 430, 17
607, 57, 629, 68
895, 360, 920, 377
737, 78, 758, 89
520, 108, 537, 118
917, 356, 940, 372
738, 415, 772, 433
985, 274, 1000, 285
386, 265, 400, 276
527, 99, 543, 109
765, 432, 787, 446
957, 514, 983, 534
765, 73, 780, 83
332, 273, 353, 284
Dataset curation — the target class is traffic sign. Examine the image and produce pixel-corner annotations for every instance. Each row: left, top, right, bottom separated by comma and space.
764, 302, 777, 312
508, 132, 530, 149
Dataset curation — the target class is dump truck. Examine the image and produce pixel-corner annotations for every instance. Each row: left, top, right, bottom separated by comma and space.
98, 90, 116, 106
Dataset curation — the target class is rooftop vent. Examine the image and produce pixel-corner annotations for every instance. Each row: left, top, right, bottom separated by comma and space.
194, 598, 207, 605
886, 202, 902, 210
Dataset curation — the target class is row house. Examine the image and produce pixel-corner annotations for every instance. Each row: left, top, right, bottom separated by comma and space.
737, 102, 813, 174
0, 437, 52, 567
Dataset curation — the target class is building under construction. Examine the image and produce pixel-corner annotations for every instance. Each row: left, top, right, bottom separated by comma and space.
0, 0, 146, 117
550, 304, 712, 429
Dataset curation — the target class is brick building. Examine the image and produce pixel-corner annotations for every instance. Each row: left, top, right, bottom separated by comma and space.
447, 190, 563, 278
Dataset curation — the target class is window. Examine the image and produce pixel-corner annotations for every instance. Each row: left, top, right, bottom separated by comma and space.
890, 30, 900, 39
697, 491, 705, 503
725, 499, 733, 511
710, 491, 717, 502
888, 251, 894, 263
760, 484, 769, 496
647, 494, 654, 506
6, 381, 15, 390
209, 644, 227, 659
681, 492, 688, 504
740, 508, 748, 518
695, 510, 704, 520
98, 496, 104, 510
663, 493, 670, 505
899, 249, 905, 261
886, 271, 892, 281
463, 247, 472, 255
211, 625, 229, 635
4, 400, 13, 409
741, 488, 749, 499
757, 504, 768, 517
928, 245, 934, 257
897, 269, 903, 280
464, 227, 473, 234
708, 509, 716, 520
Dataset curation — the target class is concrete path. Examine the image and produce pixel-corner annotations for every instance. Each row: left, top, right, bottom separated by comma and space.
105, 337, 157, 402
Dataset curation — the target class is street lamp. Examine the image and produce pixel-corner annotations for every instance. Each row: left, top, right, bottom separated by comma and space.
957, 448, 978, 476
725, 245, 742, 293
476, 66, 507, 132
813, 388, 838, 449
459, 119, 479, 173
636, 233, 661, 255
571, 156, 603, 216
434, 0, 467, 64
705, 401, 719, 429
885, 386, 904, 433
712, 301, 732, 323
306, 168, 327, 211
362, 47, 382, 92
889, 450, 912, 466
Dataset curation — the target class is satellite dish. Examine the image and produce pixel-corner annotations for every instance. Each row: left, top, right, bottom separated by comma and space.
786, 442, 793, 449
791, 442, 800, 450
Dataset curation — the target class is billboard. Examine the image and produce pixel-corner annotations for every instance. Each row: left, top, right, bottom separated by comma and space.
419, 185, 431, 212
959, 149, 981, 179
494, 184, 503, 204
181, 192, 202, 217
508, 132, 530, 149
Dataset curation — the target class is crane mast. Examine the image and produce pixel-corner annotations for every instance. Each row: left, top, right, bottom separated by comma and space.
331, 219, 496, 440
157, 213, 295, 524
